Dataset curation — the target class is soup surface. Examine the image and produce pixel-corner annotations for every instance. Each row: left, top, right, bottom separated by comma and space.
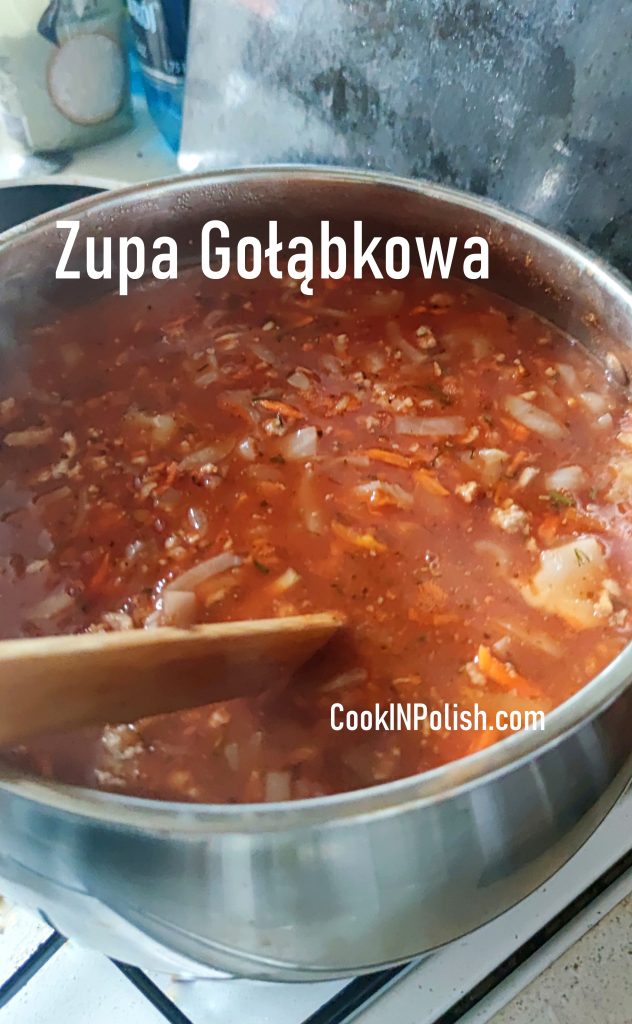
1, 269, 630, 802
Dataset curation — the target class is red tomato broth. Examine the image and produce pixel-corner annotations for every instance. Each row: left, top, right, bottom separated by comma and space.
0, 268, 630, 802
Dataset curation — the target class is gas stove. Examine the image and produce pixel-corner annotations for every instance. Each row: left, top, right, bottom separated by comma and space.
0, 182, 629, 1024
0, 791, 629, 1024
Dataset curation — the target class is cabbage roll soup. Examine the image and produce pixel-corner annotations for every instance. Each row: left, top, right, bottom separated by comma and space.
1, 268, 630, 803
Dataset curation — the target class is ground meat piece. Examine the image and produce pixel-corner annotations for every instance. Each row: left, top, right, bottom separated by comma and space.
491, 502, 530, 535
456, 481, 479, 504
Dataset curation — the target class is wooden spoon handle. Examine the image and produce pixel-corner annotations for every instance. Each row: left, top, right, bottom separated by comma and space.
0, 613, 343, 745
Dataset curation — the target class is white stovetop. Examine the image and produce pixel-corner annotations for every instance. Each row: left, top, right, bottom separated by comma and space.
482, 891, 632, 1024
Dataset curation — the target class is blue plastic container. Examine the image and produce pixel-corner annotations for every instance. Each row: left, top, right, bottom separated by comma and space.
126, 0, 190, 151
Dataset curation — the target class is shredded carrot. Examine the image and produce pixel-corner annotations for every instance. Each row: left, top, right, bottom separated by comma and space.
564, 507, 605, 533
537, 514, 560, 544
538, 506, 604, 545
492, 480, 512, 504
227, 364, 252, 382
331, 520, 387, 553
88, 551, 111, 590
505, 449, 529, 478
477, 645, 541, 700
160, 312, 195, 333
500, 416, 530, 442
282, 312, 315, 328
413, 467, 449, 496
366, 448, 411, 468
255, 399, 304, 420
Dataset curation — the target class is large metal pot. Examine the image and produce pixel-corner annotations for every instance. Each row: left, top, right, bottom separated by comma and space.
0, 168, 630, 980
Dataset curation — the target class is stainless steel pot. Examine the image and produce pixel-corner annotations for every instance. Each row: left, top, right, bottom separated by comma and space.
0, 168, 630, 981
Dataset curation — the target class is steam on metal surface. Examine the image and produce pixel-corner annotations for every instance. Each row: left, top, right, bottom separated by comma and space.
182, 0, 632, 274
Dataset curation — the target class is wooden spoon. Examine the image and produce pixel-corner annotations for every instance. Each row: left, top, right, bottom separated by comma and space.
0, 612, 344, 745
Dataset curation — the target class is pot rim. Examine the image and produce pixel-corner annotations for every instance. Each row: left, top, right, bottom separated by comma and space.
0, 164, 630, 832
